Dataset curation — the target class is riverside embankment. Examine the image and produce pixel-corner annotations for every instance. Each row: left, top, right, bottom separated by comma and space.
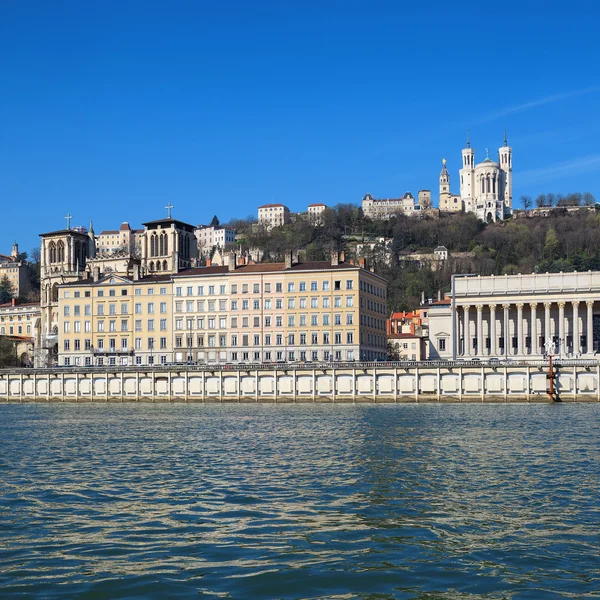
1, 360, 599, 402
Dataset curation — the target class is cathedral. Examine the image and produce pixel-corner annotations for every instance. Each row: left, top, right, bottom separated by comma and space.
439, 132, 513, 222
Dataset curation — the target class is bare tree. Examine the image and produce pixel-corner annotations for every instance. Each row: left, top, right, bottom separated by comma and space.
535, 194, 547, 208
583, 192, 596, 206
546, 193, 556, 207
521, 195, 532, 214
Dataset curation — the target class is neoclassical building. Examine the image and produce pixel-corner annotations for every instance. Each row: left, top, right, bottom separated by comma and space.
429, 271, 600, 360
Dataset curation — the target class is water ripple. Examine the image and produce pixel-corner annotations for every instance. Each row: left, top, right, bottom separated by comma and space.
1, 403, 599, 598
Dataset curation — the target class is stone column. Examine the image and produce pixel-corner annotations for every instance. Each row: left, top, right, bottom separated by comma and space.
516, 303, 524, 357
503, 303, 510, 356
489, 305, 497, 356
587, 300, 594, 354
476, 305, 484, 357
558, 301, 565, 357
455, 308, 462, 356
544, 302, 552, 352
572, 301, 580, 356
463, 306, 471, 356
530, 303, 538, 356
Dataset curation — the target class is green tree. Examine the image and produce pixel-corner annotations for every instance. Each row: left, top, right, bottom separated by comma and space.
210, 215, 220, 227
0, 276, 14, 304
544, 228, 561, 260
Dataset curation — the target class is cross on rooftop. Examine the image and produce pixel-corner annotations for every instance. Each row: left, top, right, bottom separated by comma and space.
65, 213, 72, 230
165, 202, 174, 218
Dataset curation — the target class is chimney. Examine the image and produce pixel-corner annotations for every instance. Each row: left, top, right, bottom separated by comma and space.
229, 252, 237, 272
285, 250, 293, 270
11, 297, 16, 306
93, 266, 101, 282
133, 264, 141, 281
349, 258, 354, 265
370, 267, 375, 272
206, 259, 211, 267
358, 257, 366, 269
339, 251, 345, 263
331, 250, 339, 267
437, 289, 441, 301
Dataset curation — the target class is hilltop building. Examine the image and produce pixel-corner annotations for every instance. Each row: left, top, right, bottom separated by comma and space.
0, 243, 31, 298
258, 204, 290, 230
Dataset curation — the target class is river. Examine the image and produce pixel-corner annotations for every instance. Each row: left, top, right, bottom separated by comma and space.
1, 403, 598, 598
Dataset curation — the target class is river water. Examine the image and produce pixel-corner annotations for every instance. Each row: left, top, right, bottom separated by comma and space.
1, 403, 599, 599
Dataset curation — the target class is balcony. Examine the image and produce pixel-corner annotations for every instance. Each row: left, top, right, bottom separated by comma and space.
92, 347, 135, 356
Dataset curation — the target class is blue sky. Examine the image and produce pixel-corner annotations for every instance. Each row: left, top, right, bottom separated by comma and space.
2, 0, 599, 254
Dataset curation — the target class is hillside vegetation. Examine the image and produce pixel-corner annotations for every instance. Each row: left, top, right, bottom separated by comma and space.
229, 206, 600, 312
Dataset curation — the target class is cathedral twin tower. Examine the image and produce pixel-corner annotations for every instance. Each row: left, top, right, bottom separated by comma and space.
440, 132, 513, 222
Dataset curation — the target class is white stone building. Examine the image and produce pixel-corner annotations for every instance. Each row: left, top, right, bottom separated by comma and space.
428, 271, 600, 360
459, 132, 512, 222
194, 225, 236, 256
258, 204, 290, 230
307, 203, 326, 225
361, 192, 424, 220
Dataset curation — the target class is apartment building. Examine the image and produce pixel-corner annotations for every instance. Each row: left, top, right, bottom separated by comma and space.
56, 253, 388, 366
58, 273, 173, 367
171, 254, 387, 364
0, 243, 31, 298
194, 225, 236, 256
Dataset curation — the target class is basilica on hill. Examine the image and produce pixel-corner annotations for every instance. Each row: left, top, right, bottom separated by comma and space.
439, 131, 513, 222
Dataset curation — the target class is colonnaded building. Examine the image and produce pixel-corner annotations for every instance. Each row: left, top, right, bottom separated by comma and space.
38, 211, 388, 367
428, 271, 600, 360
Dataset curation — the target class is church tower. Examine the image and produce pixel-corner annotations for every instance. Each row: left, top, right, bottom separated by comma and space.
459, 131, 476, 213
498, 129, 513, 215
38, 215, 90, 366
439, 159, 450, 196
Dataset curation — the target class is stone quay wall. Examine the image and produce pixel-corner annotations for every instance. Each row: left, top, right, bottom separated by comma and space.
1, 361, 599, 403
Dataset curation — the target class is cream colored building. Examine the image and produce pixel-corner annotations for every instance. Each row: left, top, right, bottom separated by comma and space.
194, 225, 236, 256
0, 300, 41, 366
56, 252, 388, 366
362, 192, 424, 220
96, 222, 142, 254
307, 203, 326, 225
388, 333, 427, 361
429, 271, 600, 360
438, 159, 463, 212
58, 274, 173, 367
0, 243, 32, 298
258, 204, 290, 230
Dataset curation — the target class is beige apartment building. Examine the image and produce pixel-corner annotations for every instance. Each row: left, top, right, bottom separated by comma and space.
57, 253, 388, 366
258, 204, 290, 230
58, 274, 173, 367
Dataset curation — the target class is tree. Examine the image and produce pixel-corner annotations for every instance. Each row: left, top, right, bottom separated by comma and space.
546, 193, 556, 207
0, 336, 19, 368
386, 341, 401, 361
0, 276, 14, 304
535, 194, 547, 208
521, 195, 532, 213
210, 215, 220, 227
544, 228, 561, 260
583, 192, 596, 206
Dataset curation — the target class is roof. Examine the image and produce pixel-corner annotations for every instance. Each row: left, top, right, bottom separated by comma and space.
388, 333, 424, 340
119, 222, 132, 231
428, 298, 451, 306
99, 230, 120, 235
174, 260, 387, 280
308, 203, 326, 207
39, 229, 89, 238
58, 273, 173, 287
434, 246, 448, 251
0, 302, 40, 309
389, 311, 417, 320
142, 217, 196, 230
258, 204, 288, 209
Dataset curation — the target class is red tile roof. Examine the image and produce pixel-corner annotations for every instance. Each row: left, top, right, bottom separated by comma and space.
258, 204, 287, 209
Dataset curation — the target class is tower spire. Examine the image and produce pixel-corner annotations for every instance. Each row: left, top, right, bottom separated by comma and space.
504, 128, 507, 147
466, 129, 470, 148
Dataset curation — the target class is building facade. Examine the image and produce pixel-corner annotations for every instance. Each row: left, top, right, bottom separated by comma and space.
428, 271, 600, 360
307, 203, 327, 225
438, 159, 463, 212
361, 192, 424, 220
459, 132, 512, 222
0, 300, 41, 366
194, 225, 236, 256
0, 243, 32, 298
56, 253, 388, 366
258, 204, 290, 230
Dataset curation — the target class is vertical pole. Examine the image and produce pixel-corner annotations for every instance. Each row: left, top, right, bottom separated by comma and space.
414, 366, 419, 402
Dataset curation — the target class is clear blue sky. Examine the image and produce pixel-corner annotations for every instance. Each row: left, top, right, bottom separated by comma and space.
2, 0, 599, 255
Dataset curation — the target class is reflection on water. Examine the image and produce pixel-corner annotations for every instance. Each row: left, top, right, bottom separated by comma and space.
1, 404, 599, 598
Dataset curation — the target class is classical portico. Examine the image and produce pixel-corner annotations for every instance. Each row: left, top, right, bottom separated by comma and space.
451, 272, 600, 358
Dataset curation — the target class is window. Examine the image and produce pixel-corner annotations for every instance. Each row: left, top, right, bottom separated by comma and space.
276, 334, 283, 346
64, 322, 70, 333
287, 282, 295, 292
208, 286, 215, 295
439, 338, 446, 351
74, 305, 80, 316
64, 306, 70, 316
288, 316, 295, 327
135, 303, 142, 314
175, 301, 183, 312
186, 301, 194, 312
310, 281, 317, 291
220, 285, 226, 295
231, 334, 238, 346
176, 287, 182, 296
346, 296, 354, 307
299, 314, 306, 326
187, 286, 193, 296
276, 283, 282, 293
64, 340, 70, 351
160, 287, 167, 295
242, 300, 249, 310
323, 298, 330, 308
334, 314, 341, 325
135, 288, 142, 296
121, 303, 128, 314
242, 317, 248, 328
135, 320, 142, 331
300, 333, 306, 345
265, 334, 271, 346
276, 299, 283, 309
346, 280, 353, 290
334, 333, 342, 344
147, 319, 154, 331
253, 300, 260, 310
311, 315, 318, 326
109, 289, 116, 297
334, 297, 342, 308
323, 315, 329, 326
160, 302, 167, 313
299, 281, 306, 291
121, 320, 128, 332
334, 280, 341, 291
84, 305, 91, 316
109, 304, 116, 315
347, 332, 353, 344
288, 299, 295, 309
147, 288, 154, 296
323, 281, 329, 291
160, 319, 167, 331
288, 334, 295, 345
